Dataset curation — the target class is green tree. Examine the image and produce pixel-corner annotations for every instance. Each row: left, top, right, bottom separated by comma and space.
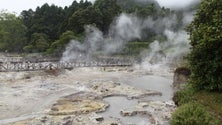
20, 9, 34, 30
20, 9, 34, 42
0, 11, 27, 52
116, 0, 160, 11
59, 0, 92, 35
187, 0, 222, 91
47, 30, 79, 55
23, 33, 50, 52
137, 4, 155, 16
67, 6, 102, 34
27, 4, 65, 42
94, 0, 121, 33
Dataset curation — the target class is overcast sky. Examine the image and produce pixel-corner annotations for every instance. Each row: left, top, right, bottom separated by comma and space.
0, 0, 198, 15
0, 0, 75, 14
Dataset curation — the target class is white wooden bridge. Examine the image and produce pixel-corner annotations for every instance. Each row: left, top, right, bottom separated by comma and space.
0, 57, 133, 72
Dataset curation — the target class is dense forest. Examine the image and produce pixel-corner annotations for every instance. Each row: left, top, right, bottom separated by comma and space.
0, 0, 195, 56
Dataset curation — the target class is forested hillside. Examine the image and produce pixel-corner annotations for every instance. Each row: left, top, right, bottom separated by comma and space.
0, 0, 196, 56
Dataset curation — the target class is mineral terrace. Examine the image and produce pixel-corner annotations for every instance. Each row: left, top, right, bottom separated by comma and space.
0, 67, 175, 125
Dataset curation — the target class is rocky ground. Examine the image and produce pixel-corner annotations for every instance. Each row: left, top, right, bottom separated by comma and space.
0, 67, 175, 125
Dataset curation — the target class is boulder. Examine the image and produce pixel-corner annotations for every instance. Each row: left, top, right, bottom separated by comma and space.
173, 67, 191, 89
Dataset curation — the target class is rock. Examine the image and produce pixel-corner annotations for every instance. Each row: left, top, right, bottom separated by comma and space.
44, 69, 64, 76
127, 68, 134, 72
40, 116, 48, 123
120, 101, 176, 125
120, 110, 137, 116
49, 92, 109, 116
24, 75, 31, 79
4, 119, 34, 125
95, 116, 104, 121
173, 67, 191, 89
90, 81, 161, 99
62, 119, 72, 125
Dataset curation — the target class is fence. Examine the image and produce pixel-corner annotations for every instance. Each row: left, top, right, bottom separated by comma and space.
0, 61, 132, 72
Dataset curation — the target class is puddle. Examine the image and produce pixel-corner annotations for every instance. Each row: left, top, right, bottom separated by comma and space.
99, 74, 173, 124
100, 96, 149, 125
126, 75, 173, 101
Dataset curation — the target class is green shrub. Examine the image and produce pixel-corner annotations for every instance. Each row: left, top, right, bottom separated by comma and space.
173, 84, 195, 106
170, 103, 217, 125
187, 0, 222, 91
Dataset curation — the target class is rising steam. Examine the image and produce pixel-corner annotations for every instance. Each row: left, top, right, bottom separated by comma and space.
138, 11, 194, 74
61, 13, 142, 62
61, 7, 195, 72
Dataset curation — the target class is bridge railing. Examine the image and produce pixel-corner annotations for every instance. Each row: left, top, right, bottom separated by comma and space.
0, 61, 133, 72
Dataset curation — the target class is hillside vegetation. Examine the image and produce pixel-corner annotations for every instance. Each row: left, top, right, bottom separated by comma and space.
0, 0, 195, 56
171, 0, 222, 124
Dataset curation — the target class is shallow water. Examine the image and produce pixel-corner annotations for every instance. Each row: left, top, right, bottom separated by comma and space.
126, 75, 173, 101
101, 96, 149, 125
100, 74, 173, 125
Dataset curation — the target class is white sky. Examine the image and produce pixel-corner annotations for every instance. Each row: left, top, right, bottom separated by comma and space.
0, 0, 75, 14
0, 0, 198, 15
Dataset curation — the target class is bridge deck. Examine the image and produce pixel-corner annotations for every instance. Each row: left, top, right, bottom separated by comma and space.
0, 62, 132, 72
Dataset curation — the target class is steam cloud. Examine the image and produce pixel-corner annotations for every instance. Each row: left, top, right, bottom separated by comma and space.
61, 13, 142, 62
61, 9, 195, 72
138, 11, 195, 73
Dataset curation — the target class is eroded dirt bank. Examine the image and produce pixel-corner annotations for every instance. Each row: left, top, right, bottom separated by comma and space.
0, 67, 175, 125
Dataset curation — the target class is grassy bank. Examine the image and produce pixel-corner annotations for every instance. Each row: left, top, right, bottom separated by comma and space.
172, 85, 222, 124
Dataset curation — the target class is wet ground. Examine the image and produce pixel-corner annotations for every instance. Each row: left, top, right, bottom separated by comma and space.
0, 67, 175, 125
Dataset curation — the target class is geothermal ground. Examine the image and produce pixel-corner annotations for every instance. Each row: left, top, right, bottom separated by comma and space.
0, 67, 175, 125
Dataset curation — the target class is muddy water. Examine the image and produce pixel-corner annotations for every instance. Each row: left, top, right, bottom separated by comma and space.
127, 75, 173, 101
100, 74, 173, 125
101, 96, 149, 124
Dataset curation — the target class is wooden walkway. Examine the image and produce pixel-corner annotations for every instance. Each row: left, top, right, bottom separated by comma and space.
0, 61, 132, 72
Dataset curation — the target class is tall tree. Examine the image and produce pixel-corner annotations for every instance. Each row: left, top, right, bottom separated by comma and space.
47, 30, 79, 55
59, 0, 92, 35
187, 0, 222, 91
0, 11, 27, 52
28, 4, 65, 42
20, 9, 34, 42
67, 6, 102, 34
23, 33, 50, 52
94, 0, 121, 33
